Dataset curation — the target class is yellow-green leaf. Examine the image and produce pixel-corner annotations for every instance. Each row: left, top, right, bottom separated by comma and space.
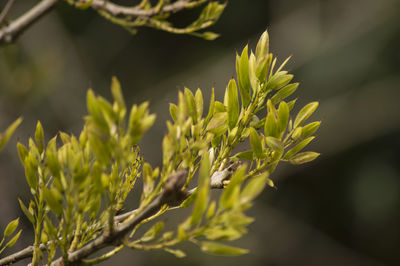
200, 241, 249, 256
293, 102, 319, 128
249, 128, 263, 158
18, 199, 34, 224
0, 117, 22, 151
236, 46, 251, 107
164, 248, 186, 258
266, 136, 283, 151
225, 79, 240, 129
240, 172, 269, 205
284, 137, 315, 159
3, 218, 19, 238
289, 151, 320, 165
4, 230, 22, 248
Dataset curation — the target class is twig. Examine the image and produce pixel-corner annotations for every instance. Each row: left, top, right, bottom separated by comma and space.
0, 0, 60, 44
90, 0, 199, 17
0, 0, 15, 24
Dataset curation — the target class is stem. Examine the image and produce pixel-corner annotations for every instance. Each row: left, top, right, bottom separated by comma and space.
0, 0, 60, 44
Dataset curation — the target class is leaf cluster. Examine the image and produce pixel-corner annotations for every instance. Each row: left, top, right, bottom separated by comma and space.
0, 30, 320, 265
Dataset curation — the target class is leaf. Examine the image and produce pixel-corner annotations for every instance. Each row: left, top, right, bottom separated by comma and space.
16, 142, 28, 165
191, 153, 210, 226
255, 30, 269, 60
301, 121, 321, 139
24, 155, 38, 190
264, 71, 293, 91
201, 31, 220, 40
206, 112, 228, 136
43, 188, 63, 216
169, 104, 178, 122
264, 112, 278, 138
220, 165, 246, 209
34, 121, 44, 154
271, 83, 299, 105
293, 102, 319, 128
200, 241, 249, 256
195, 89, 204, 119
289, 151, 320, 165
225, 79, 240, 129
140, 221, 164, 242
184, 88, 198, 124
205, 88, 215, 124
277, 101, 289, 134
236, 46, 251, 107
284, 137, 315, 159
234, 150, 254, 160
0, 117, 22, 151
266, 136, 284, 151
18, 199, 34, 224
240, 172, 269, 205
3, 218, 19, 238
249, 128, 263, 158
4, 230, 22, 248
164, 248, 186, 258
111, 76, 126, 111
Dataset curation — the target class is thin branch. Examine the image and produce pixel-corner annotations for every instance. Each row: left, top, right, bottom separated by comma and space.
90, 0, 202, 17
0, 0, 15, 24
0, 0, 60, 44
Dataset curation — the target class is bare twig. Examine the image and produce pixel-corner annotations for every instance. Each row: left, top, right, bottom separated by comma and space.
0, 0, 60, 44
0, 0, 16, 24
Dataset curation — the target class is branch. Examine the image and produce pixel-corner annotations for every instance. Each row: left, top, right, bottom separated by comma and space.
89, 0, 203, 17
0, 0, 60, 45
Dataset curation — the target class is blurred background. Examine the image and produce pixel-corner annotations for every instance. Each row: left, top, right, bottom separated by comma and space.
1, 0, 400, 265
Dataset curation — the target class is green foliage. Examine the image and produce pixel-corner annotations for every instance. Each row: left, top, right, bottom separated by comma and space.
1, 30, 320, 265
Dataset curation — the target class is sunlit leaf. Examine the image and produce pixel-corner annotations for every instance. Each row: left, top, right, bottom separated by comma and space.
3, 218, 19, 238
200, 241, 249, 256
293, 102, 319, 128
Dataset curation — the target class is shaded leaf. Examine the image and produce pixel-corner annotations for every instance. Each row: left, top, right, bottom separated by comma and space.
249, 128, 263, 158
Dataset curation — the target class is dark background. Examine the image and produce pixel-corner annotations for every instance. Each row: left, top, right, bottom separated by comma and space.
1, 0, 400, 265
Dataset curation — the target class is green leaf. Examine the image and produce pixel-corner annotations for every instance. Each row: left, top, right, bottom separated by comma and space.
249, 128, 263, 158
248, 52, 258, 92
203, 226, 242, 241
191, 153, 210, 226
277, 101, 289, 134
184, 88, 198, 124
236, 46, 251, 107
140, 221, 164, 242
225, 79, 240, 129
284, 137, 315, 159
206, 201, 216, 219
264, 112, 278, 138
24, 155, 38, 190
4, 230, 22, 248
271, 83, 299, 105
255, 30, 269, 60
195, 89, 204, 119
234, 150, 254, 160
206, 112, 228, 136
240, 172, 269, 205
255, 53, 272, 83
0, 117, 22, 151
266, 136, 284, 151
264, 71, 293, 92
301, 121, 321, 139
220, 166, 246, 209
205, 88, 215, 124
18, 199, 34, 224
16, 142, 28, 165
169, 103, 178, 122
293, 102, 319, 128
111, 76, 126, 111
34, 121, 44, 154
289, 151, 320, 165
201, 31, 220, 40
3, 218, 19, 238
164, 248, 186, 258
200, 241, 249, 256
43, 188, 63, 216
